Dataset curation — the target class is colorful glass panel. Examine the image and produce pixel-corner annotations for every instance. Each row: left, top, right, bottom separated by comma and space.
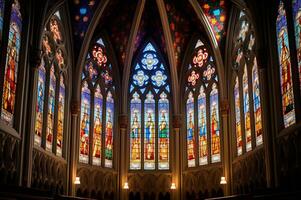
46, 66, 56, 152
187, 92, 196, 167
198, 87, 207, 165
93, 85, 102, 166
252, 58, 263, 146
130, 92, 142, 170
243, 65, 252, 152
144, 92, 156, 170
1, 0, 22, 125
158, 93, 169, 170
210, 84, 220, 163
277, 1, 296, 127
199, 0, 227, 42
0, 0, 4, 44
234, 77, 242, 156
34, 59, 46, 146
293, 0, 301, 90
105, 91, 114, 168
57, 75, 65, 156
79, 82, 90, 163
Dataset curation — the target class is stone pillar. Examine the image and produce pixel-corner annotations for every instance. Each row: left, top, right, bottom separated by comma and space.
22, 48, 41, 187
69, 101, 80, 196
119, 115, 128, 200
221, 100, 231, 196
172, 115, 182, 200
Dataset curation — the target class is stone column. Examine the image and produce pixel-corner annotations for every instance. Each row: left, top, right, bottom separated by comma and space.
221, 100, 231, 195
69, 101, 80, 196
119, 115, 128, 200
22, 48, 41, 187
172, 115, 182, 200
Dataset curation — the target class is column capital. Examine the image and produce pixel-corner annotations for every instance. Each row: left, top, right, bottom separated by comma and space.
119, 115, 128, 129
172, 115, 183, 129
220, 99, 230, 116
71, 100, 80, 116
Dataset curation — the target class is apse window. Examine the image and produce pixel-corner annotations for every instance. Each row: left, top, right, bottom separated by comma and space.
129, 42, 171, 171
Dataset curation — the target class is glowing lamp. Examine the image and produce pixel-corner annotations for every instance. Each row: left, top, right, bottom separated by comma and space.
170, 183, 176, 190
123, 182, 129, 190
220, 176, 227, 185
74, 177, 80, 185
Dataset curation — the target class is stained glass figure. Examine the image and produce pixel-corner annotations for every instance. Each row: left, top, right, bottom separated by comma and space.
277, 1, 296, 127
243, 65, 252, 152
130, 92, 142, 170
198, 86, 207, 165
57, 75, 65, 156
234, 77, 242, 156
252, 58, 263, 146
79, 82, 90, 164
144, 92, 156, 170
93, 85, 102, 166
158, 93, 169, 170
46, 66, 56, 152
187, 92, 196, 167
210, 84, 220, 163
34, 59, 46, 146
1, 0, 22, 125
105, 91, 114, 168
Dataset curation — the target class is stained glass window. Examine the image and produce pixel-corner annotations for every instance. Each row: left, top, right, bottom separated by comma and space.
276, 1, 296, 127
158, 93, 169, 170
199, 0, 227, 42
210, 83, 220, 163
293, 0, 301, 89
243, 65, 251, 152
231, 9, 264, 156
79, 82, 90, 164
252, 58, 263, 146
0, 0, 4, 44
234, 77, 242, 156
57, 75, 65, 156
93, 85, 102, 166
46, 66, 56, 152
105, 91, 114, 168
187, 92, 196, 167
33, 11, 68, 157
129, 42, 171, 170
1, 0, 22, 125
130, 92, 142, 170
185, 39, 220, 167
198, 87, 207, 165
34, 59, 46, 146
80, 37, 115, 167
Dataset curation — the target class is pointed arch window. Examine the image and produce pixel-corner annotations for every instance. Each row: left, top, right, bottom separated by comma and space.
276, 1, 295, 127
79, 38, 116, 168
33, 11, 68, 157
185, 39, 221, 167
129, 42, 171, 170
232, 11, 263, 157
1, 0, 22, 126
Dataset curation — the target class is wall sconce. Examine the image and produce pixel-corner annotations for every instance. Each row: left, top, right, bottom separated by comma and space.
123, 182, 129, 190
220, 176, 227, 185
170, 183, 176, 190
74, 177, 81, 185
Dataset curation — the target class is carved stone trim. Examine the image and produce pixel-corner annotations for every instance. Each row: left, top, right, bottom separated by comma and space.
71, 100, 80, 116
119, 115, 128, 129
220, 99, 230, 116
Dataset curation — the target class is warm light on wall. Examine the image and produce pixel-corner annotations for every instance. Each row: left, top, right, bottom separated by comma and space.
74, 177, 81, 185
170, 183, 176, 190
123, 182, 129, 190
220, 176, 227, 185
